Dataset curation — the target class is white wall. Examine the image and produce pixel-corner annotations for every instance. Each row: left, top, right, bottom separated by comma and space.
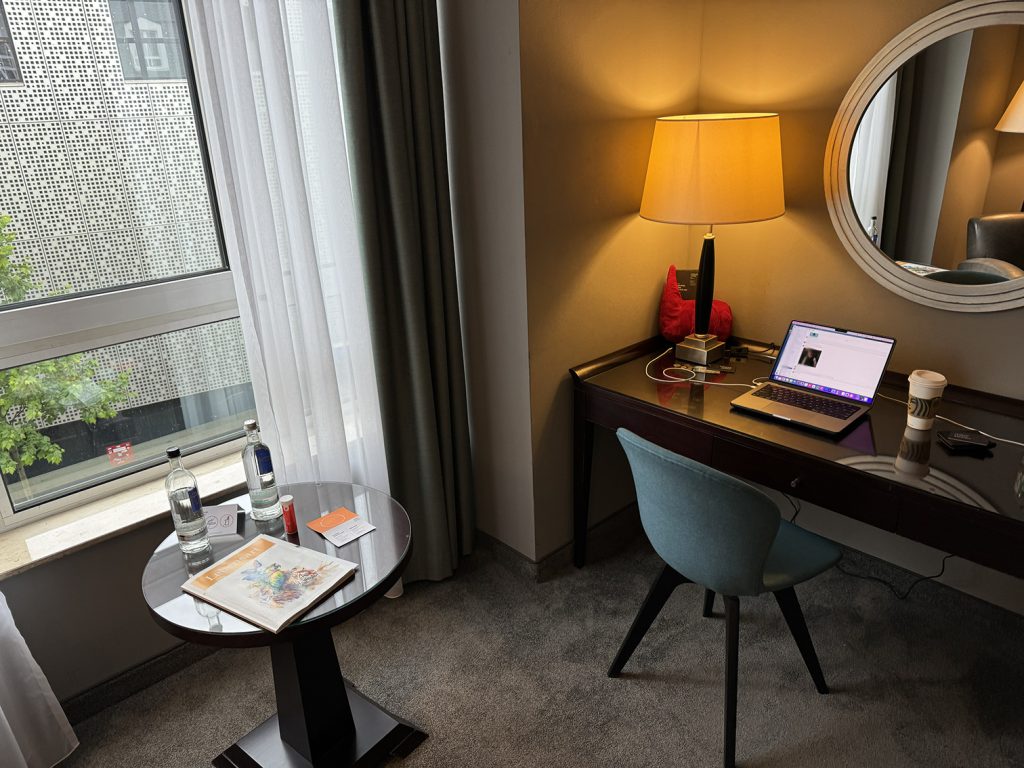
438, 0, 537, 559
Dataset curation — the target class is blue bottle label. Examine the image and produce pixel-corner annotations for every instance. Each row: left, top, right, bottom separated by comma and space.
255, 446, 274, 475
188, 487, 201, 513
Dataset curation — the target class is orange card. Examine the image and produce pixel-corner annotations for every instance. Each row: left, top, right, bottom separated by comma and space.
306, 507, 357, 535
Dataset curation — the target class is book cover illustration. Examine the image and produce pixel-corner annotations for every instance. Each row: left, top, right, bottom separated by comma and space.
241, 558, 332, 607
182, 534, 358, 633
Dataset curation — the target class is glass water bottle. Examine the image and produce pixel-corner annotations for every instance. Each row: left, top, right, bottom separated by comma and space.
868, 216, 879, 245
165, 447, 210, 554
242, 419, 282, 520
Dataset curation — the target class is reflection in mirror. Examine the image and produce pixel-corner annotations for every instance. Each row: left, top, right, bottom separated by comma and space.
849, 24, 1024, 284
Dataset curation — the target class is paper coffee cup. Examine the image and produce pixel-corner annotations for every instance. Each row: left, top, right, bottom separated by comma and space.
906, 370, 947, 429
894, 425, 932, 479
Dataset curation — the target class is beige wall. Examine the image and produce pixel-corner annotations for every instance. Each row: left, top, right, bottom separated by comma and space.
519, 0, 704, 559
519, 0, 1024, 560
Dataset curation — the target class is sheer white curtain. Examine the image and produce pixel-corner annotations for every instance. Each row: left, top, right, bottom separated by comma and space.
183, 0, 388, 490
0, 592, 77, 768
849, 74, 897, 237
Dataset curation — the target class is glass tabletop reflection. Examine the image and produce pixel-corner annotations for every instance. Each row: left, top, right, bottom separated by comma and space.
588, 351, 1024, 520
141, 482, 412, 640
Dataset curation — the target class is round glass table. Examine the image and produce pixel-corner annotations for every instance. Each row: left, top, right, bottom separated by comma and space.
141, 482, 426, 767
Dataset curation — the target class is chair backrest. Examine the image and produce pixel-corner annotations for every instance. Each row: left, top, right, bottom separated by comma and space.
925, 269, 1007, 284
617, 429, 780, 596
966, 214, 1024, 269
956, 257, 1024, 281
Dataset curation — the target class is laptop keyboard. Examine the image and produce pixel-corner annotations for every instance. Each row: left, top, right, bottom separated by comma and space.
752, 384, 860, 420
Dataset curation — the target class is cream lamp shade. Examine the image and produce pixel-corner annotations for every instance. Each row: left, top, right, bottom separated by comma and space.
996, 80, 1024, 132
640, 113, 785, 225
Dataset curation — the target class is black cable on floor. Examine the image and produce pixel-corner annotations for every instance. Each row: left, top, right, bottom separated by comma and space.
836, 553, 954, 600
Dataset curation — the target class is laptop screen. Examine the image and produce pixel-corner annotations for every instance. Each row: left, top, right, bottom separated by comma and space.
770, 321, 895, 404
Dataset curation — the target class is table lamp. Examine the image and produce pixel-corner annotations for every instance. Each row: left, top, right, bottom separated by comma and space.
996, 80, 1024, 211
641, 113, 785, 364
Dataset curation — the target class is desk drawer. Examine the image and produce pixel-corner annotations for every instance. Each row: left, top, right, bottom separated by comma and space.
711, 438, 898, 532
585, 393, 714, 464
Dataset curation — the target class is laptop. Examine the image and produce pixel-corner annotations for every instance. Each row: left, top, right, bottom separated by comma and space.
730, 320, 896, 434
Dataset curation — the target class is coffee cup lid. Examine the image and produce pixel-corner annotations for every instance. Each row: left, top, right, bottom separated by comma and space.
908, 369, 947, 387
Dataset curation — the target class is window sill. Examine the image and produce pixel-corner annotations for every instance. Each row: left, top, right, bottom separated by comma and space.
0, 455, 245, 582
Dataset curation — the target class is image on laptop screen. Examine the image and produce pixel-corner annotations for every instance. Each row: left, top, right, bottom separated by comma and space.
771, 321, 895, 403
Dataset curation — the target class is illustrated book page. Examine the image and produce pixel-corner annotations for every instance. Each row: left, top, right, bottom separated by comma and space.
181, 534, 358, 633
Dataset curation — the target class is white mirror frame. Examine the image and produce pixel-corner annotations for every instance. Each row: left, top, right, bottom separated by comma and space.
825, 0, 1024, 312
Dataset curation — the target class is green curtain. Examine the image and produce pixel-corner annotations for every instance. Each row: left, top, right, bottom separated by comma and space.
334, 0, 474, 582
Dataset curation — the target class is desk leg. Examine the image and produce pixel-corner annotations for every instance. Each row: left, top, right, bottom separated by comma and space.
212, 629, 426, 768
573, 397, 594, 568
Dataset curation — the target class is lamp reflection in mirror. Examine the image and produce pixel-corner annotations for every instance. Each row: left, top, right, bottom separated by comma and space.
640, 113, 785, 364
996, 79, 1024, 212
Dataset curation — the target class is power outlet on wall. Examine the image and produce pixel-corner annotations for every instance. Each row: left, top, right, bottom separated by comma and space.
676, 269, 699, 300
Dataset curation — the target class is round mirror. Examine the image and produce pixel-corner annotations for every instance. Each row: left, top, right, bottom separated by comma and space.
825, 0, 1024, 311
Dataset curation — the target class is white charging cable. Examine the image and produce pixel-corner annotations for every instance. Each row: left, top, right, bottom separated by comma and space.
645, 348, 756, 389
876, 392, 1024, 448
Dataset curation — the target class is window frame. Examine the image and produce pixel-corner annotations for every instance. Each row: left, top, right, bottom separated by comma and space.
0, 0, 246, 531
0, 276, 246, 531
109, 0, 187, 82
0, 0, 22, 84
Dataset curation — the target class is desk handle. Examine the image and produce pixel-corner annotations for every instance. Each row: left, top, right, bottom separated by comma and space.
790, 477, 801, 489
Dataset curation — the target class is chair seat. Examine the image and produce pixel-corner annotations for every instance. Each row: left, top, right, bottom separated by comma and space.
614, 429, 840, 768
761, 520, 841, 592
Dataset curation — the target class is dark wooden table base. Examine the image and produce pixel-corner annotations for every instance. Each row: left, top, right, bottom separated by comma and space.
212, 629, 426, 768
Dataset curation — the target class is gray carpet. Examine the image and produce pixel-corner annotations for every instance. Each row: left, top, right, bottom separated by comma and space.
64, 539, 1024, 767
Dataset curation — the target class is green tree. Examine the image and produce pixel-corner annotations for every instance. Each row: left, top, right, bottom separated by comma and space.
0, 214, 132, 491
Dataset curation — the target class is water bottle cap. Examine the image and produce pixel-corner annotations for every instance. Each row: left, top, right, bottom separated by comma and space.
243, 419, 258, 431
166, 446, 181, 458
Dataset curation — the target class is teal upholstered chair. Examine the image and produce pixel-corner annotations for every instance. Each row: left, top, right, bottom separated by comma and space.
611, 429, 841, 768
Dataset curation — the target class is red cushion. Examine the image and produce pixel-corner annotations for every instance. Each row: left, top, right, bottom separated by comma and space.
659, 265, 733, 343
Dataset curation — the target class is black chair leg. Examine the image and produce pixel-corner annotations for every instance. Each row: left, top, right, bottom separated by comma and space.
774, 586, 829, 694
723, 596, 740, 768
702, 588, 716, 617
608, 564, 689, 677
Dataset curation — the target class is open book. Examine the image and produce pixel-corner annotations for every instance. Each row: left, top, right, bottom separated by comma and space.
182, 535, 358, 633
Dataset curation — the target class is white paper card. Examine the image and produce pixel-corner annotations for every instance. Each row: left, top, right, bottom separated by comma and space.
204, 505, 239, 537
323, 518, 376, 548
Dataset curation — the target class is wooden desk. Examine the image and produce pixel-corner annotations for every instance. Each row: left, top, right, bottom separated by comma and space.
571, 339, 1024, 577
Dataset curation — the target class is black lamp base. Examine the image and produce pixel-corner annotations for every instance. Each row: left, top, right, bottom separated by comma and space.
677, 231, 723, 364
675, 334, 725, 364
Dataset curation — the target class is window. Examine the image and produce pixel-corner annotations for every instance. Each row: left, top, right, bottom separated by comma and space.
0, 0, 248, 528
3, 320, 255, 512
0, 1, 21, 83
108, 0, 186, 81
